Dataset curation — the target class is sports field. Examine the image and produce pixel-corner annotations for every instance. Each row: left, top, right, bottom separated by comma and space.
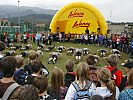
4, 41, 130, 81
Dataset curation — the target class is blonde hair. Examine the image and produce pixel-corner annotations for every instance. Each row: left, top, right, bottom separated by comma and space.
105, 54, 118, 67
51, 67, 64, 94
76, 62, 90, 85
127, 68, 133, 87
97, 68, 116, 93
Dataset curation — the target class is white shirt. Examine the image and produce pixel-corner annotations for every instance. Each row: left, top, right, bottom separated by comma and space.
92, 87, 120, 100
65, 82, 96, 100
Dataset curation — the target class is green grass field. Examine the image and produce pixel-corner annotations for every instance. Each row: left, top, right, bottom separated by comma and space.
4, 41, 130, 81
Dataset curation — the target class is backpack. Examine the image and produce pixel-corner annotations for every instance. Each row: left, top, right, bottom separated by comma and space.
111, 68, 127, 92
72, 81, 92, 100
13, 68, 29, 85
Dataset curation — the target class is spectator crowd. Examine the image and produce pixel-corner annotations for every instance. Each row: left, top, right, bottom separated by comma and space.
0, 31, 133, 100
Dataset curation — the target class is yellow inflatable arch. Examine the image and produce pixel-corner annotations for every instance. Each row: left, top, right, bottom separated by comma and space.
50, 2, 108, 34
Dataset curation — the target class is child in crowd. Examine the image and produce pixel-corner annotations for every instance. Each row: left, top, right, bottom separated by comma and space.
119, 68, 133, 100
33, 76, 53, 100
65, 62, 96, 100
104, 54, 123, 88
47, 67, 67, 100
13, 55, 32, 85
86, 54, 100, 87
27, 60, 49, 84
64, 60, 75, 87
10, 85, 39, 100
92, 68, 120, 100
0, 56, 20, 99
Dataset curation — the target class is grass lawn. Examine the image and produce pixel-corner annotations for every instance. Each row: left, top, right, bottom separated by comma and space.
4, 41, 130, 81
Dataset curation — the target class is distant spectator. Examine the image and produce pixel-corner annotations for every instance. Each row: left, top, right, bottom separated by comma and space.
105, 54, 123, 88
32, 33, 36, 43
64, 60, 75, 87
92, 68, 120, 100
36, 33, 41, 46
33, 76, 53, 100
23, 32, 27, 43
47, 67, 67, 100
119, 68, 133, 100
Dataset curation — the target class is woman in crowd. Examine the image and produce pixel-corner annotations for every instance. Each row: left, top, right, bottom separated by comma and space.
65, 62, 96, 100
47, 67, 67, 100
92, 67, 120, 100
119, 68, 133, 100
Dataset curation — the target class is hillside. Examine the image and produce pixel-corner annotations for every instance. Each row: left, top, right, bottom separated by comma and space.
0, 5, 56, 18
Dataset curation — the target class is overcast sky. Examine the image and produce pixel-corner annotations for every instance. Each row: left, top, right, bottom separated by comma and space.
0, 0, 132, 22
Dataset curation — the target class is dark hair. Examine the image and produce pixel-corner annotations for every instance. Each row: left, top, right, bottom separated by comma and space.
19, 85, 39, 100
1, 56, 17, 78
0, 41, 6, 51
33, 75, 48, 94
90, 95, 105, 100
86, 54, 95, 65
30, 60, 42, 73
65, 60, 74, 72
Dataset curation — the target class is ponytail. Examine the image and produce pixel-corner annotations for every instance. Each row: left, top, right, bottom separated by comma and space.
106, 79, 116, 93
97, 68, 116, 93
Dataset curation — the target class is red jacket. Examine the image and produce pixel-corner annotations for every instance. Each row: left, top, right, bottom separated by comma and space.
105, 66, 123, 87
